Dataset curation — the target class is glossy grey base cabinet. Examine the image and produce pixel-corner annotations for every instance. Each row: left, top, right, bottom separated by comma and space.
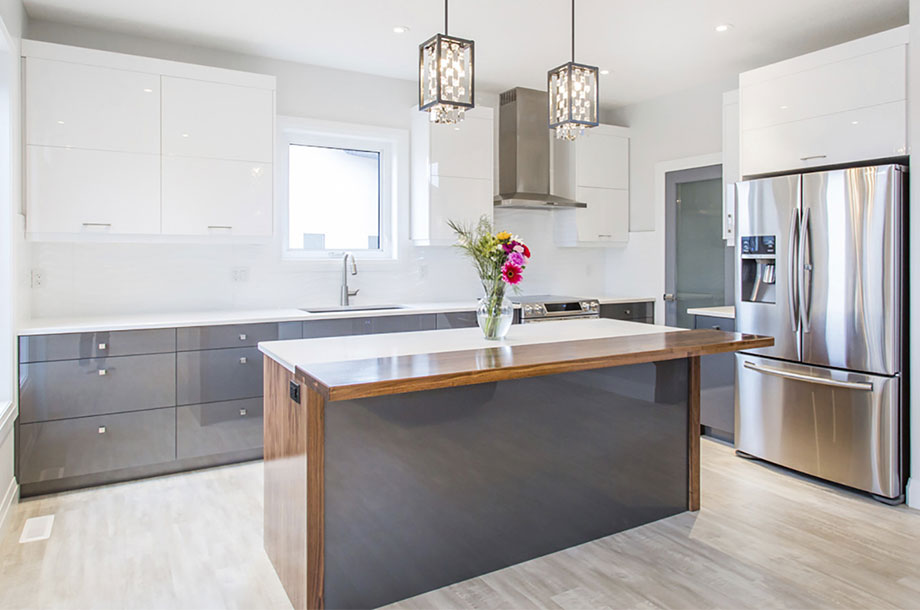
20, 353, 176, 423
303, 313, 436, 338
694, 314, 735, 441
177, 398, 264, 460
599, 302, 654, 324
19, 408, 176, 484
435, 311, 478, 329
177, 347, 263, 405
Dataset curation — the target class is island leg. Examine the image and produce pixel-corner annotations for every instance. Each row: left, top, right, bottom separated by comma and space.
688, 355, 701, 511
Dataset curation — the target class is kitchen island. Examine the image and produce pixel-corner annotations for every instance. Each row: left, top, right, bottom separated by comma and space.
258, 319, 772, 610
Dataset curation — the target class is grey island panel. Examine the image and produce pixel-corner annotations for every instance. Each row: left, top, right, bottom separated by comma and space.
322, 359, 689, 610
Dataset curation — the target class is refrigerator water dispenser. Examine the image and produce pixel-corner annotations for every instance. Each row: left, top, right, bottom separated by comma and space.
740, 235, 776, 304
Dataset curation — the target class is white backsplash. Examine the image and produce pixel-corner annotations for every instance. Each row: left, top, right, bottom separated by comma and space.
29, 209, 610, 318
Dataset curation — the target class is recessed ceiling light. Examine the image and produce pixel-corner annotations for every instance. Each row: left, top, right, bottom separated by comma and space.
715, 24, 733, 33
181, 133, 190, 138
143, 88, 153, 93
393, 25, 410, 34
56, 120, 64, 125
851, 120, 859, 125
779, 105, 789, 110
600, 69, 610, 75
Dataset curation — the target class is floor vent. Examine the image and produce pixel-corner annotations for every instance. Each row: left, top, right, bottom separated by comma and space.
19, 515, 54, 543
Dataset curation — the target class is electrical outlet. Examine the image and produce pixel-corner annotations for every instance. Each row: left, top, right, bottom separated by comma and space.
231, 267, 250, 282
31, 270, 44, 289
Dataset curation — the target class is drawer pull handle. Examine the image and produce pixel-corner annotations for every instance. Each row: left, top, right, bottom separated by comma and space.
624, 309, 631, 315
239, 357, 247, 364
239, 334, 247, 341
97, 426, 106, 434
239, 408, 247, 416
98, 369, 107, 376
97, 343, 107, 350
208, 225, 232, 230
800, 154, 827, 162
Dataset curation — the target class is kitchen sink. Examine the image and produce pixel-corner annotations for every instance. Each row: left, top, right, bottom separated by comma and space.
300, 305, 408, 313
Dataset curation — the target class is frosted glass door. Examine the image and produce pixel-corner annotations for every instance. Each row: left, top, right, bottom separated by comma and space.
674, 177, 725, 329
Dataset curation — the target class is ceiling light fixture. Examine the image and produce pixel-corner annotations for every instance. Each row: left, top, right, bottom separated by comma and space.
393, 25, 409, 34
715, 24, 733, 33
548, 0, 599, 140
418, 0, 475, 125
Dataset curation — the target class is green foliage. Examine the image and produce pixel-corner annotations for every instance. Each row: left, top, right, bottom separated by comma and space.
447, 216, 507, 294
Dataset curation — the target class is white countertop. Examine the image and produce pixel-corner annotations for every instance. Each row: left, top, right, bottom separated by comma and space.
259, 317, 681, 373
687, 306, 735, 320
18, 296, 655, 335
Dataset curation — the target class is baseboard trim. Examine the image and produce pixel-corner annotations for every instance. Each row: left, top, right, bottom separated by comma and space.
907, 477, 918, 509
0, 474, 18, 531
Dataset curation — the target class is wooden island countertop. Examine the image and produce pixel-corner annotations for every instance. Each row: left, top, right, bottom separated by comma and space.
258, 319, 773, 610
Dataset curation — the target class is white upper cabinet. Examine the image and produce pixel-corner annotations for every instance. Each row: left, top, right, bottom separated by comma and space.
552, 124, 630, 247
410, 106, 494, 246
27, 146, 161, 235
26, 58, 160, 154
162, 77, 274, 162
162, 157, 272, 236
740, 26, 907, 177
23, 40, 276, 240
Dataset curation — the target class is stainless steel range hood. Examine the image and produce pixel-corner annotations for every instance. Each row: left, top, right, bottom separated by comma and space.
494, 87, 586, 210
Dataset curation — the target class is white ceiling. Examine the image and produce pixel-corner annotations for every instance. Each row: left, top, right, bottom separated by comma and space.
22, 0, 909, 107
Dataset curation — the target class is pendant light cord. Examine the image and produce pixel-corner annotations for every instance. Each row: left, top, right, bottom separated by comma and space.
571, 0, 575, 62
445, 0, 449, 34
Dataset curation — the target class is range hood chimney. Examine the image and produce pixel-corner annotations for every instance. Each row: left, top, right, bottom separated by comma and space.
494, 87, 586, 209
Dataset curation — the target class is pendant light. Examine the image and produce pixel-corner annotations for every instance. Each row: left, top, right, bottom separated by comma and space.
419, 0, 475, 124
547, 0, 599, 140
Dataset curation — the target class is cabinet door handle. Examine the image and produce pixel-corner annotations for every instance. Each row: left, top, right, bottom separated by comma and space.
97, 343, 107, 350
711, 325, 721, 330
800, 154, 827, 162
208, 225, 232, 231
97, 426, 106, 434
239, 357, 247, 364
624, 309, 631, 315
239, 334, 247, 341
239, 408, 247, 416
98, 369, 107, 376
82, 222, 112, 227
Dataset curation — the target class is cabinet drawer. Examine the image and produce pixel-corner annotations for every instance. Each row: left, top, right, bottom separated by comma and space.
18, 408, 176, 484
435, 312, 478, 329
177, 347, 262, 405
372, 314, 436, 334
600, 302, 652, 321
693, 316, 735, 332
20, 328, 176, 363
177, 398, 263, 460
303, 314, 436, 338
19, 353, 176, 423
177, 322, 301, 351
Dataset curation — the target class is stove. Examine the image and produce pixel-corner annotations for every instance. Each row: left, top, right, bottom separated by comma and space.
511, 295, 600, 323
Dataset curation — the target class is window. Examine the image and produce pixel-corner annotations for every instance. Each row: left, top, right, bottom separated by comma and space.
279, 117, 404, 260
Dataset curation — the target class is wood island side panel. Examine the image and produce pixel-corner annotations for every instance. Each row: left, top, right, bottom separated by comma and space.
263, 356, 309, 610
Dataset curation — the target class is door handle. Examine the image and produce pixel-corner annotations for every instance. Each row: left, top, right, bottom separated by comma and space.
663, 293, 676, 302
743, 361, 873, 391
787, 208, 800, 334
798, 207, 812, 333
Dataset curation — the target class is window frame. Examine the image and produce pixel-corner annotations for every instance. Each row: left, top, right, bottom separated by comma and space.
277, 116, 403, 261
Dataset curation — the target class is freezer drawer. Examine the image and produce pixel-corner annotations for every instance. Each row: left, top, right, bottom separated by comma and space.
735, 354, 900, 498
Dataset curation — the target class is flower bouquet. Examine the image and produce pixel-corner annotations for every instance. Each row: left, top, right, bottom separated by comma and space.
448, 216, 531, 340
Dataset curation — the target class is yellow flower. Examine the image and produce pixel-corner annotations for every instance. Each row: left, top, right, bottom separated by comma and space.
496, 231, 512, 241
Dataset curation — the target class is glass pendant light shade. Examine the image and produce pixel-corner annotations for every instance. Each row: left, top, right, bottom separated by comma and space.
548, 61, 599, 140
418, 1, 475, 124
547, 0, 599, 140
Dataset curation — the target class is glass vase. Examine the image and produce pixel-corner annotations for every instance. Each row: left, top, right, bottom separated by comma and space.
477, 288, 513, 340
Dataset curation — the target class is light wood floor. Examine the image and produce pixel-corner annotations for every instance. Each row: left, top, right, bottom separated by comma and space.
1, 439, 918, 609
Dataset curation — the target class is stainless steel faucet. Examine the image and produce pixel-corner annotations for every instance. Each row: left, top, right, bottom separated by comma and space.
340, 252, 359, 306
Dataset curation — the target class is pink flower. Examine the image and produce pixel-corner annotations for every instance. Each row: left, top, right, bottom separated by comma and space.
513, 244, 524, 253
501, 261, 523, 285
508, 251, 525, 267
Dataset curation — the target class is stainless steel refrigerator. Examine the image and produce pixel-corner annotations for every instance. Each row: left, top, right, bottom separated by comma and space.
734, 164, 905, 501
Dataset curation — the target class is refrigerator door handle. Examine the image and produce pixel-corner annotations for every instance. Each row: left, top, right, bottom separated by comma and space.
787, 208, 800, 334
798, 207, 812, 333
742, 361, 874, 391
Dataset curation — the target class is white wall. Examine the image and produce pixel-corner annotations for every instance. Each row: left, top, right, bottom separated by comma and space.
600, 78, 735, 314
907, 0, 919, 509
0, 0, 23, 530
22, 20, 610, 318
